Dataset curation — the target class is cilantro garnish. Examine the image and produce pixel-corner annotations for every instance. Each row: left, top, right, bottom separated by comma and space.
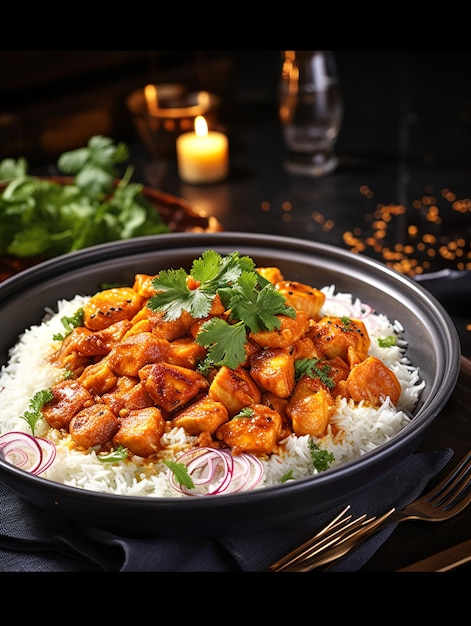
280, 469, 294, 483
97, 445, 129, 463
52, 307, 84, 341
0, 135, 170, 259
295, 358, 335, 389
377, 335, 397, 348
21, 388, 54, 436
233, 407, 255, 419
164, 459, 195, 489
308, 439, 335, 472
147, 250, 296, 369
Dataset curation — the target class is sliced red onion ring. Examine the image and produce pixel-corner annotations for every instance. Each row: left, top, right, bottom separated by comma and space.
323, 297, 374, 319
0, 431, 56, 475
168, 447, 264, 496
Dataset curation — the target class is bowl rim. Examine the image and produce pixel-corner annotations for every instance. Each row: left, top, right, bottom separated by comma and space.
0, 232, 462, 533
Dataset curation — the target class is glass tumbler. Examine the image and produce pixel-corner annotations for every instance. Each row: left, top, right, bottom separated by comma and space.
279, 50, 343, 177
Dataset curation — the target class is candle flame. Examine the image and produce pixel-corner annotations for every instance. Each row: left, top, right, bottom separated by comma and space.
194, 115, 208, 137
144, 84, 159, 116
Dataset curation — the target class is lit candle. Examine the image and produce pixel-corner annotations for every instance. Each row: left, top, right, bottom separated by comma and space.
144, 84, 159, 116
176, 116, 229, 184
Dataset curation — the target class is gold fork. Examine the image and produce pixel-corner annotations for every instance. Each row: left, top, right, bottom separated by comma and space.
269, 448, 471, 572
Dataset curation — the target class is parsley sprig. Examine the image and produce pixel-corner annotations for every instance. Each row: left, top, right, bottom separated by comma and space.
0, 135, 170, 258
21, 388, 54, 436
52, 308, 84, 341
148, 251, 296, 369
295, 358, 335, 389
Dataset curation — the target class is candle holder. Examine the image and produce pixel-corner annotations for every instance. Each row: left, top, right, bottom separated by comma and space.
126, 84, 221, 160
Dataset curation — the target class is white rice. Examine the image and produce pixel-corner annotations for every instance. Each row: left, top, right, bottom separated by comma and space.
0, 286, 425, 497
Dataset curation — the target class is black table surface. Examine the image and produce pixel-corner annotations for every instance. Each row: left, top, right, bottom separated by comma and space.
12, 50, 471, 571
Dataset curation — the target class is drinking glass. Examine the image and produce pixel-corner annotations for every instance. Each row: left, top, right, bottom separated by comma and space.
279, 50, 343, 177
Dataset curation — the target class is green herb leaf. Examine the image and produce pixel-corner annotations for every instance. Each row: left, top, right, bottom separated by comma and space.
52, 308, 84, 340
0, 136, 170, 259
195, 318, 247, 370
308, 439, 335, 472
295, 358, 335, 389
280, 469, 294, 483
377, 335, 397, 348
21, 388, 54, 436
164, 459, 195, 489
147, 250, 296, 369
97, 445, 129, 463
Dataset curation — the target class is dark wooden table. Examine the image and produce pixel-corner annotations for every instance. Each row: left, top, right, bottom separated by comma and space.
10, 50, 471, 571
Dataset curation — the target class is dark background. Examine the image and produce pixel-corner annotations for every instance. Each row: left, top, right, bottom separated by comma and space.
1, 50, 470, 355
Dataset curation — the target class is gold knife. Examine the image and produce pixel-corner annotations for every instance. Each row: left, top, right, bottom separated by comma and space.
397, 539, 471, 572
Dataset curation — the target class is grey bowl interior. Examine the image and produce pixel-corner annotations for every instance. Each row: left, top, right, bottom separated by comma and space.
0, 233, 461, 536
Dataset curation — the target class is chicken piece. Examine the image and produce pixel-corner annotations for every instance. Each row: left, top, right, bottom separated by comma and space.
78, 358, 118, 396
83, 287, 145, 331
48, 351, 91, 379
113, 406, 166, 457
171, 395, 229, 435
345, 356, 402, 406
215, 403, 282, 455
324, 356, 350, 398
275, 280, 326, 321
250, 347, 295, 398
50, 319, 132, 364
208, 366, 262, 417
256, 266, 285, 285
107, 332, 170, 377
139, 362, 209, 413
130, 307, 194, 341
69, 403, 120, 449
132, 273, 158, 298
346, 345, 367, 368
309, 316, 370, 361
249, 310, 309, 349
101, 376, 154, 417
261, 391, 292, 439
287, 376, 335, 437
41, 380, 94, 430
239, 338, 263, 368
166, 337, 207, 369
291, 336, 324, 361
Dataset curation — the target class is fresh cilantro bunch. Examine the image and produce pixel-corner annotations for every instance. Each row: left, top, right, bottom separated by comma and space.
0, 135, 170, 258
147, 250, 296, 369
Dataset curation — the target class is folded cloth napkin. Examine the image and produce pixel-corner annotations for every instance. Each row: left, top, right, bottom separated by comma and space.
0, 448, 452, 572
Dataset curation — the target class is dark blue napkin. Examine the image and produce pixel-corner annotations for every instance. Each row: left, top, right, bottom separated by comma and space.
0, 448, 452, 572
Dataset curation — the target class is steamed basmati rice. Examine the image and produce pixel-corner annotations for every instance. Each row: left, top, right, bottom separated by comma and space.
0, 286, 425, 497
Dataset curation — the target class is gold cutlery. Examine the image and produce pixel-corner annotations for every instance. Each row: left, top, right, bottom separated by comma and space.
397, 539, 471, 572
269, 449, 471, 572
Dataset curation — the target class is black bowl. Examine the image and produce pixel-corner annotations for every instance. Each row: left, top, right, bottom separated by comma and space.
0, 233, 461, 536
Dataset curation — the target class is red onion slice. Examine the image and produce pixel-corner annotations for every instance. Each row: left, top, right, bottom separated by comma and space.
0, 431, 56, 475
168, 447, 264, 496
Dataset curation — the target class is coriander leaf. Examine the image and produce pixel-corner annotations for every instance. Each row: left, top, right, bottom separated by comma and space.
148, 268, 213, 320
21, 388, 54, 436
192, 250, 255, 289
146, 250, 296, 369
378, 335, 397, 348
280, 469, 294, 483
97, 445, 129, 463
195, 318, 247, 369
53, 308, 84, 340
308, 439, 335, 472
295, 357, 335, 388
8, 225, 52, 257
164, 459, 195, 489
233, 407, 254, 418
0, 157, 28, 182
0, 136, 170, 259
